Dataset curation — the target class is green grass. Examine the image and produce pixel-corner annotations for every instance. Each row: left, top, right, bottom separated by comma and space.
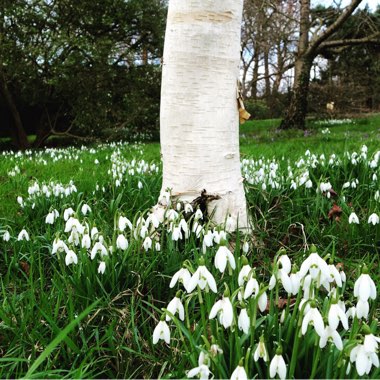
0, 114, 379, 378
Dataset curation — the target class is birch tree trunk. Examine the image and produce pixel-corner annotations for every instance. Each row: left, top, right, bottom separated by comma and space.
157, 0, 249, 230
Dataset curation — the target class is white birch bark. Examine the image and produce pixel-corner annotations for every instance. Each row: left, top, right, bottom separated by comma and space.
157, 0, 249, 230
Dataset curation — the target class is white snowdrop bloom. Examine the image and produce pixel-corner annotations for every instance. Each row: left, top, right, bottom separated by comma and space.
138, 181, 143, 189
356, 300, 370, 319
118, 216, 132, 231
213, 230, 227, 245
115, 179, 121, 187
64, 217, 83, 234
81, 234, 91, 249
242, 241, 249, 253
238, 264, 252, 286
17, 229, 30, 241
319, 325, 343, 350
230, 364, 248, 380
2, 230, 10, 242
269, 354, 287, 380
90, 226, 99, 239
187, 363, 210, 380
238, 308, 250, 334
319, 181, 332, 193
364, 333, 380, 353
166, 209, 179, 221
203, 230, 214, 249
159, 191, 171, 206
152, 320, 170, 344
169, 268, 191, 291
354, 273, 377, 302
187, 265, 217, 293
214, 246, 236, 273
194, 209, 203, 220
278, 254, 291, 274
98, 261, 106, 274
328, 303, 349, 330
253, 337, 269, 362
258, 291, 268, 313
299, 252, 329, 280
346, 306, 357, 320
143, 236, 152, 251
52, 238, 68, 254
179, 219, 189, 238
349, 212, 359, 224
116, 234, 128, 250
140, 224, 148, 239
17, 196, 24, 207
81, 204, 91, 215
350, 344, 378, 376
368, 213, 380, 225
289, 272, 301, 295
372, 173, 377, 181
184, 203, 193, 214
155, 242, 161, 251
94, 159, 99, 164
342, 182, 350, 189
90, 242, 108, 260
305, 179, 313, 188
68, 230, 80, 246
209, 297, 234, 328
45, 211, 56, 224
65, 249, 78, 266
269, 274, 276, 290
210, 344, 223, 357
63, 207, 75, 221
327, 265, 343, 287
172, 226, 182, 241
147, 213, 160, 229
166, 296, 185, 321
301, 306, 325, 337
243, 277, 259, 299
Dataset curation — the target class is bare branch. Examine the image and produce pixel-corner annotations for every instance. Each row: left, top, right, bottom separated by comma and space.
307, 0, 363, 56
318, 32, 380, 51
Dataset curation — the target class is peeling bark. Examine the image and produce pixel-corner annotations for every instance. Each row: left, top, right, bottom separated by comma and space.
156, 0, 249, 231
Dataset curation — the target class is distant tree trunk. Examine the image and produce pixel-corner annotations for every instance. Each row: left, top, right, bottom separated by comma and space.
264, 45, 271, 99
155, 0, 249, 230
279, 57, 312, 130
0, 73, 29, 149
251, 43, 260, 99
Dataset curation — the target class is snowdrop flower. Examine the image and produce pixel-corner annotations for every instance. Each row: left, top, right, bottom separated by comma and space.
214, 230, 227, 244
187, 264, 217, 293
118, 216, 132, 231
166, 209, 178, 221
299, 250, 329, 281
116, 234, 128, 250
179, 218, 189, 238
194, 209, 203, 220
17, 196, 24, 207
253, 335, 269, 362
368, 213, 380, 225
356, 300, 370, 319
269, 353, 287, 380
91, 242, 108, 260
242, 241, 249, 253
319, 325, 343, 350
210, 344, 223, 357
91, 226, 99, 239
52, 238, 68, 254
238, 264, 253, 286
257, 291, 268, 313
155, 242, 161, 251
348, 212, 359, 224
65, 249, 78, 266
171, 226, 182, 241
142, 236, 152, 251
63, 207, 75, 221
214, 246, 236, 273
138, 181, 143, 189
147, 213, 160, 229
209, 297, 234, 329
166, 296, 185, 321
238, 308, 250, 334
346, 306, 357, 320
350, 344, 379, 376
327, 264, 343, 288
184, 203, 193, 214
364, 332, 380, 353
301, 305, 325, 337
2, 230, 10, 242
289, 272, 301, 295
354, 271, 377, 302
328, 303, 349, 330
169, 267, 191, 291
152, 320, 170, 344
98, 261, 106, 274
17, 229, 30, 241
81, 204, 91, 215
187, 360, 210, 380
81, 234, 91, 249
230, 364, 248, 380
45, 211, 56, 224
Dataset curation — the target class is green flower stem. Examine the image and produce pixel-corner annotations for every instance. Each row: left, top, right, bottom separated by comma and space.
288, 324, 301, 378
286, 290, 302, 344
310, 338, 321, 379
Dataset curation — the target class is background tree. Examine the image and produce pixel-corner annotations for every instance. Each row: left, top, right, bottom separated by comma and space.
0, 0, 166, 149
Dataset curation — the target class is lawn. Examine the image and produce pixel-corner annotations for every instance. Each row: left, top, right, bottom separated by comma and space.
0, 115, 379, 378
